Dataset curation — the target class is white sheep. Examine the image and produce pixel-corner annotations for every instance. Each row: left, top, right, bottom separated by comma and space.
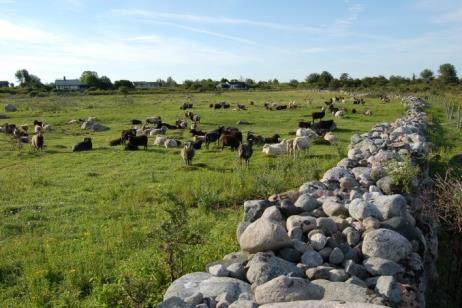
324, 132, 337, 142
34, 125, 43, 133
193, 135, 206, 143
296, 128, 318, 138
150, 126, 168, 136
262, 139, 288, 156
154, 135, 167, 145
334, 110, 345, 118
287, 136, 311, 157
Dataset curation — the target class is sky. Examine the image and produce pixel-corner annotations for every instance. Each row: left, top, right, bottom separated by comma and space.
0, 0, 461, 84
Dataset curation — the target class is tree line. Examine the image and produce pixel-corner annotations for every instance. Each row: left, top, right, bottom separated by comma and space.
6, 63, 460, 95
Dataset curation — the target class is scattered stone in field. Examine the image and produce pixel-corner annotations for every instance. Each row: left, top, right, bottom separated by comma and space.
4, 104, 17, 112
81, 117, 109, 131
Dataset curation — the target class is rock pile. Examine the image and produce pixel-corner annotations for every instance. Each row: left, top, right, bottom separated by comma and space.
160, 97, 436, 308
81, 117, 109, 131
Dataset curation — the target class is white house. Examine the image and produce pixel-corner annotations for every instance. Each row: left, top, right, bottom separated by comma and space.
55, 77, 85, 91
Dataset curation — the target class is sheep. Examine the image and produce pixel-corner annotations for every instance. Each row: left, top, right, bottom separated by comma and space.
34, 125, 43, 133
131, 119, 142, 125
262, 134, 281, 144
205, 126, 224, 148
109, 138, 123, 146
33, 120, 43, 127
154, 135, 167, 146
288, 101, 297, 109
20, 124, 28, 131
72, 138, 92, 152
31, 132, 44, 150
298, 121, 311, 129
334, 110, 345, 118
287, 136, 311, 157
121, 129, 137, 143
193, 135, 206, 143
124, 142, 139, 151
127, 135, 148, 150
364, 109, 373, 116
296, 128, 318, 138
238, 141, 253, 165
262, 140, 288, 156
146, 116, 162, 125
150, 126, 168, 136
218, 135, 241, 151
324, 132, 337, 142
192, 139, 203, 150
181, 142, 195, 165
164, 138, 179, 148
312, 107, 326, 123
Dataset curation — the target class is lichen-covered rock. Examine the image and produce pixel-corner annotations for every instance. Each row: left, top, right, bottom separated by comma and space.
362, 229, 412, 262
347, 198, 383, 220
371, 194, 407, 220
246, 252, 303, 286
254, 276, 323, 304
322, 200, 348, 217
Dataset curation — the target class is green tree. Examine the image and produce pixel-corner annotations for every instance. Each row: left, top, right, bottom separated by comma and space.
328, 78, 341, 90
98, 76, 113, 90
420, 69, 434, 82
318, 71, 333, 88
15, 69, 42, 87
305, 73, 320, 85
339, 73, 350, 82
166, 76, 177, 87
289, 79, 299, 88
80, 71, 100, 88
438, 63, 458, 84
114, 80, 134, 89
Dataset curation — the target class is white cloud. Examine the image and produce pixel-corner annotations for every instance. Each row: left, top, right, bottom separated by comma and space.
432, 9, 462, 23
0, 19, 60, 43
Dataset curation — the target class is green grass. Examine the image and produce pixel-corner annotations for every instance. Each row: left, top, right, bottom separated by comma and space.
0, 90, 406, 306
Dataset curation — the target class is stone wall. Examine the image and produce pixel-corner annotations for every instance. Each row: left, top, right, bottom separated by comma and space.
160, 97, 437, 308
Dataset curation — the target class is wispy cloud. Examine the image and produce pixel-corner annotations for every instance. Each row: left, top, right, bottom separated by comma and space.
0, 19, 60, 43
335, 0, 364, 27
432, 9, 462, 24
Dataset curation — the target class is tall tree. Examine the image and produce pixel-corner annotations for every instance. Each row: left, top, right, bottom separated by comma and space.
305, 73, 320, 85
438, 63, 458, 84
15, 69, 42, 87
318, 71, 333, 88
98, 76, 113, 90
80, 71, 100, 88
420, 69, 434, 82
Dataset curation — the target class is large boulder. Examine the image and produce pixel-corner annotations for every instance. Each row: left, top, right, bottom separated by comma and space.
81, 117, 108, 131
4, 104, 17, 112
347, 198, 383, 221
164, 272, 251, 303
362, 229, 412, 262
371, 195, 406, 220
310, 280, 383, 304
363, 257, 403, 276
239, 217, 292, 253
260, 301, 387, 308
255, 276, 323, 304
243, 200, 271, 223
375, 276, 400, 304
294, 194, 321, 212
246, 252, 303, 286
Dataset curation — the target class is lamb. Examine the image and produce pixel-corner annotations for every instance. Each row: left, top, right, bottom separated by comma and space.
262, 140, 288, 156
364, 109, 373, 116
287, 136, 311, 157
164, 138, 180, 148
31, 132, 44, 150
181, 142, 195, 166
324, 132, 337, 142
72, 137, 92, 152
34, 125, 43, 133
334, 110, 345, 118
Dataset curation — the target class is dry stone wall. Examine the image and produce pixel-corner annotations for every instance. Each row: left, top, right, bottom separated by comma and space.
160, 97, 437, 308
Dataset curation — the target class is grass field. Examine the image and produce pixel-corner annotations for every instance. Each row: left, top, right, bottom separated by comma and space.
0, 90, 406, 306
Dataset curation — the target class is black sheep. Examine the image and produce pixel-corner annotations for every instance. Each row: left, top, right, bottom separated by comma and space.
127, 135, 148, 150
218, 135, 241, 151
72, 138, 92, 152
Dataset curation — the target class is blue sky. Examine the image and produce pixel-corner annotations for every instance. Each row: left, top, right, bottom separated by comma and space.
0, 0, 461, 83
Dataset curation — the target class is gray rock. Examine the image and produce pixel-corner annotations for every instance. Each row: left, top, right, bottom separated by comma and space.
224, 251, 249, 264
229, 300, 257, 308
380, 216, 423, 246
328, 247, 344, 265
322, 167, 352, 183
278, 247, 302, 263
209, 264, 230, 277
342, 226, 361, 246
260, 301, 387, 308
4, 104, 17, 112
344, 260, 369, 280
239, 217, 292, 253
310, 233, 327, 250
279, 199, 303, 216
363, 257, 403, 276
362, 229, 412, 262
365, 277, 379, 289
316, 217, 338, 235
185, 292, 204, 306
376, 176, 397, 195
371, 195, 407, 220
301, 250, 323, 268
226, 263, 246, 281
345, 276, 367, 288
294, 194, 321, 212
322, 200, 348, 217
311, 279, 380, 304
299, 181, 327, 194
261, 206, 283, 221
159, 296, 193, 308
246, 252, 303, 286
236, 221, 251, 240
286, 215, 317, 234
347, 198, 383, 220
339, 176, 358, 191
318, 247, 333, 260
306, 266, 334, 280
328, 269, 349, 282
243, 200, 271, 223
164, 272, 251, 303
217, 300, 230, 308
375, 276, 400, 304
255, 276, 324, 304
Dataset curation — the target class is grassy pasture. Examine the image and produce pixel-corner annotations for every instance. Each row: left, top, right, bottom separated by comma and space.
0, 90, 405, 306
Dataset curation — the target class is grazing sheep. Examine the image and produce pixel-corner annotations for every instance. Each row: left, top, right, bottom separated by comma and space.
324, 132, 337, 142
296, 128, 318, 138
150, 126, 168, 136
287, 136, 311, 157
31, 132, 44, 150
72, 138, 92, 152
127, 135, 148, 150
262, 134, 280, 144
154, 135, 167, 146
146, 116, 162, 125
334, 110, 345, 118
238, 141, 253, 165
247, 132, 264, 145
124, 142, 139, 150
205, 126, 225, 148
109, 138, 123, 146
121, 129, 137, 143
192, 139, 203, 150
193, 135, 206, 143
181, 142, 195, 165
312, 107, 326, 123
288, 101, 297, 109
218, 135, 241, 151
364, 109, 373, 116
262, 140, 288, 156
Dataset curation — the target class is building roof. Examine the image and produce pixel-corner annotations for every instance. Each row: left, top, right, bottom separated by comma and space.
55, 79, 84, 86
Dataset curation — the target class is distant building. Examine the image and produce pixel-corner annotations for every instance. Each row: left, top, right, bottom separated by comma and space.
216, 81, 247, 90
55, 77, 85, 91
133, 81, 160, 89
0, 81, 9, 88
